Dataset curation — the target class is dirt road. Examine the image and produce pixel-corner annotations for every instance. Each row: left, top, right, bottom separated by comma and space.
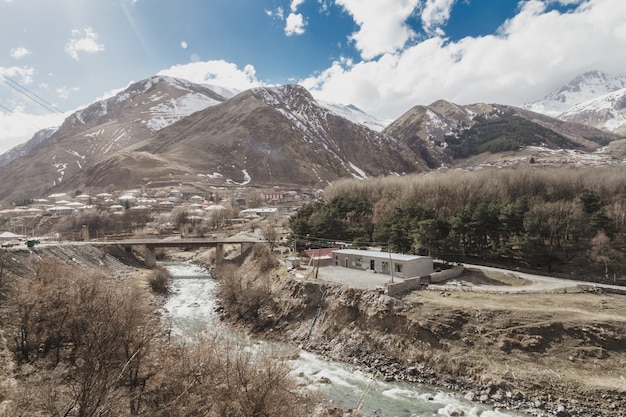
432, 264, 626, 293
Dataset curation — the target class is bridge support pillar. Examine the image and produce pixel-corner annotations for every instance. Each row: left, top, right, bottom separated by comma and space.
144, 245, 156, 267
241, 242, 254, 254
215, 243, 224, 268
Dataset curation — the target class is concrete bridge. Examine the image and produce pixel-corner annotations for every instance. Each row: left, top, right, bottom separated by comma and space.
88, 237, 266, 267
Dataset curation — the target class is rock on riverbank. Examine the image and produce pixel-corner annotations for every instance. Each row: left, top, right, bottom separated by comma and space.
234, 272, 626, 417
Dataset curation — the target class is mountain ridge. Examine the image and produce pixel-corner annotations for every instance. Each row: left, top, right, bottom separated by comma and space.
0, 74, 622, 205
523, 70, 626, 117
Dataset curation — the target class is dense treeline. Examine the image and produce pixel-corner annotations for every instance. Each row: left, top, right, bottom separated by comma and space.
446, 108, 575, 158
290, 166, 626, 281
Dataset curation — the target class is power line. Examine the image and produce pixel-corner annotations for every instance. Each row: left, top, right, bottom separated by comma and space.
289, 233, 388, 248
0, 102, 45, 131
1, 74, 65, 116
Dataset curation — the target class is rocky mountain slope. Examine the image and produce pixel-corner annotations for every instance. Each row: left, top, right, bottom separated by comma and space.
0, 79, 426, 203
0, 76, 231, 202
0, 73, 622, 205
130, 84, 424, 188
384, 100, 617, 168
0, 127, 56, 168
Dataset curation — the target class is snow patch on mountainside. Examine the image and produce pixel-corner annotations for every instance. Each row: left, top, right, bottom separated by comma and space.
318, 100, 388, 132
52, 157, 68, 185
559, 87, 626, 133
225, 169, 251, 186
145, 93, 222, 131
198, 172, 224, 179
348, 162, 367, 179
253, 86, 332, 144
524, 71, 626, 117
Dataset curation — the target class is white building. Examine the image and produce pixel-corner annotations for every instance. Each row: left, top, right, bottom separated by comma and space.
331, 249, 433, 279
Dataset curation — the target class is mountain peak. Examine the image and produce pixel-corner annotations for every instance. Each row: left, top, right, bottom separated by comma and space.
251, 84, 316, 108
524, 70, 626, 117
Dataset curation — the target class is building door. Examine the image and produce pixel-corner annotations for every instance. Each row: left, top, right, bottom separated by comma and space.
344, 258, 349, 267
370, 260, 375, 270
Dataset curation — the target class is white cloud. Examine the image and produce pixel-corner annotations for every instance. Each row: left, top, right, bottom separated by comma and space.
335, 0, 421, 60
285, 13, 307, 36
302, 0, 626, 120
0, 65, 34, 85
56, 86, 79, 100
421, 0, 456, 36
290, 0, 305, 12
10, 46, 31, 60
180, 41, 188, 49
64, 27, 105, 61
265, 6, 284, 19
157, 60, 264, 91
0, 109, 64, 154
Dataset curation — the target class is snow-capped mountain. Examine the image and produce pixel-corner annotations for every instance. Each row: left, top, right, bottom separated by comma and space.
558, 88, 626, 136
385, 99, 616, 169
317, 100, 389, 132
524, 71, 626, 117
0, 127, 57, 167
0, 81, 426, 204
0, 74, 620, 205
133, 84, 426, 188
0, 76, 233, 203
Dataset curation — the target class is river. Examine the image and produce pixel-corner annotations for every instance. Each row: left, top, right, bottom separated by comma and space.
161, 262, 531, 417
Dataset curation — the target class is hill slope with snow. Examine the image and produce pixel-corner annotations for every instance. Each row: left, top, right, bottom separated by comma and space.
524, 71, 626, 117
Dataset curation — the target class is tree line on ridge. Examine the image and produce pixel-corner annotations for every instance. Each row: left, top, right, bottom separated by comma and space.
289, 166, 626, 282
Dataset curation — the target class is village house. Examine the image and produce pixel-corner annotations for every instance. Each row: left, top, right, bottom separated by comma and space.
189, 195, 204, 204
331, 249, 433, 279
261, 190, 285, 203
304, 248, 339, 267
239, 207, 279, 218
47, 193, 71, 203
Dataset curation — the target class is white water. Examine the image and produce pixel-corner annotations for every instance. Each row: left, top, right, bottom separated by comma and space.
161, 263, 530, 417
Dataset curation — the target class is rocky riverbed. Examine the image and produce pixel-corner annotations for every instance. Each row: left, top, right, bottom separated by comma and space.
223, 259, 626, 417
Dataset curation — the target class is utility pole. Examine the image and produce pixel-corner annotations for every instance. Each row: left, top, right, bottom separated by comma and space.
388, 244, 394, 283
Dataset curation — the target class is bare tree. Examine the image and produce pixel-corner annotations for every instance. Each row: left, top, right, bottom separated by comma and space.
590, 231, 612, 281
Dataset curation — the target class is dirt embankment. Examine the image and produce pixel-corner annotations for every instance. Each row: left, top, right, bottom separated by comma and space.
250, 271, 626, 417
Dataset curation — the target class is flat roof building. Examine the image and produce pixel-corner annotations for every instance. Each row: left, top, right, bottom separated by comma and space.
332, 249, 433, 279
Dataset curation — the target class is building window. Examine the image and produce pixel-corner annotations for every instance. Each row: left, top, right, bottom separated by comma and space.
381, 261, 389, 273
395, 263, 403, 273
355, 258, 362, 267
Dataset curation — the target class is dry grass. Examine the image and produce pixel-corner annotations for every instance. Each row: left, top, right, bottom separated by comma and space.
400, 289, 626, 399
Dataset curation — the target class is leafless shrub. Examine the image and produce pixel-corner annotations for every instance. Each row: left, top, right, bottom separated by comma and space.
52, 209, 127, 238
262, 221, 279, 250
148, 265, 172, 294
0, 251, 12, 303
7, 258, 159, 416
215, 262, 272, 324
3, 257, 335, 416
252, 243, 278, 273
142, 336, 321, 417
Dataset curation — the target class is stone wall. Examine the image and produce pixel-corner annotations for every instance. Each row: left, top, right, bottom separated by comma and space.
430, 266, 464, 283
385, 266, 464, 296
386, 276, 428, 296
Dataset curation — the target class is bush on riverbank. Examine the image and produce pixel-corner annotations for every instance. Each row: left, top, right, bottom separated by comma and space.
148, 265, 172, 294
214, 262, 273, 326
0, 255, 338, 417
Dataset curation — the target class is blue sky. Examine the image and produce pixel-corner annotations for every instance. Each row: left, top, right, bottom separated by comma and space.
1, 0, 625, 153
